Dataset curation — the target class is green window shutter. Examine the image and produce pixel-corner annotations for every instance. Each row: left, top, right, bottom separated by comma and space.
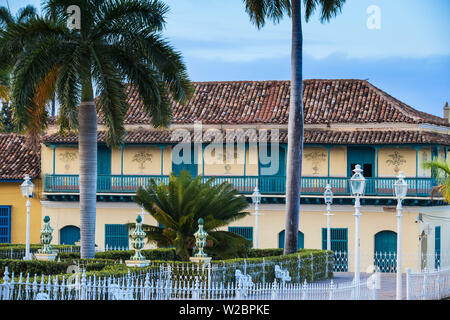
322, 228, 348, 252
0, 206, 11, 243
322, 228, 348, 272
105, 224, 129, 249
228, 227, 253, 247
435, 226, 441, 269
278, 230, 304, 249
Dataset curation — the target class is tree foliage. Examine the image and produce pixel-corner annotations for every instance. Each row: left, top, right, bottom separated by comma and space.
423, 159, 450, 203
133, 171, 251, 261
0, 0, 194, 147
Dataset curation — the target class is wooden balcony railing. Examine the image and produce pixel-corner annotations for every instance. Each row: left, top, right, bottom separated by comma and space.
44, 174, 437, 197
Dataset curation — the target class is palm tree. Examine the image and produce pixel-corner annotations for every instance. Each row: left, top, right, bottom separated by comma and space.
423, 159, 450, 203
0, 0, 193, 258
242, 0, 346, 254
0, 4, 37, 27
134, 172, 251, 261
0, 4, 37, 133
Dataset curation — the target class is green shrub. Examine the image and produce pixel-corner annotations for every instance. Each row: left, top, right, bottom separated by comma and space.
0, 259, 71, 276
57, 248, 181, 261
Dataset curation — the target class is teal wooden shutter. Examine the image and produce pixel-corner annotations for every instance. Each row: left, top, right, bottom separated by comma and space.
278, 230, 304, 249
322, 228, 348, 271
172, 145, 198, 177
0, 206, 11, 243
435, 226, 441, 269
98, 146, 112, 191
105, 224, 129, 249
258, 145, 286, 194
228, 227, 253, 247
374, 231, 397, 273
60, 225, 80, 245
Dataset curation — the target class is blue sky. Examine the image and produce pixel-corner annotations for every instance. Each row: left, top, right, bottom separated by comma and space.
2, 0, 449, 118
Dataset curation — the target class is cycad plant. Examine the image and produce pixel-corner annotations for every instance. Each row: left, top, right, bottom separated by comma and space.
423, 159, 450, 203
134, 172, 251, 261
242, 0, 346, 254
0, 0, 193, 258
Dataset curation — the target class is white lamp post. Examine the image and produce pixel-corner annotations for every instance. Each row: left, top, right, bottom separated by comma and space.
324, 184, 334, 251
394, 171, 408, 300
251, 187, 261, 249
350, 165, 366, 288
20, 174, 34, 261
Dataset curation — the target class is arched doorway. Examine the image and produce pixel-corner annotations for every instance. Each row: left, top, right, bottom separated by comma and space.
278, 230, 304, 250
374, 230, 397, 273
60, 225, 80, 245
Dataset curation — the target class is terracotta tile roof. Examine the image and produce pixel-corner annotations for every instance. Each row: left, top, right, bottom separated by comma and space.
42, 129, 450, 146
0, 134, 40, 180
105, 79, 448, 126
48, 79, 449, 127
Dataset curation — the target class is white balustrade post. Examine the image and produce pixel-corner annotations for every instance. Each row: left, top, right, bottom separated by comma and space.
328, 280, 335, 300
406, 268, 411, 300
354, 195, 361, 288
25, 198, 31, 260
396, 198, 403, 300
371, 275, 378, 300
2, 266, 10, 300
423, 270, 428, 300
326, 203, 332, 251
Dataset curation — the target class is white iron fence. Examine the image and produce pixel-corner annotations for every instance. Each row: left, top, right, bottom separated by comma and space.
0, 266, 377, 301
0, 246, 80, 260
332, 251, 449, 273
406, 266, 450, 300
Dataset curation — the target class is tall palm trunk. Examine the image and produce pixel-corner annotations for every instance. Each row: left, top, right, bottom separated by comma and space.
284, 0, 304, 254
79, 101, 97, 259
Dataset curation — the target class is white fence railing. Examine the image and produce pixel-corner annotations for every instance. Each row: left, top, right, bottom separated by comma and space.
0, 266, 377, 301
406, 266, 450, 300
0, 246, 80, 260
332, 251, 449, 273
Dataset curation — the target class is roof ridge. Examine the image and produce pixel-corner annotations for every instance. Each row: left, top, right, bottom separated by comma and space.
363, 81, 446, 125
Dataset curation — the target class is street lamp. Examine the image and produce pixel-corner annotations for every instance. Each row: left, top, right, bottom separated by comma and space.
394, 171, 408, 300
20, 174, 34, 260
350, 165, 366, 287
324, 184, 334, 251
251, 187, 261, 249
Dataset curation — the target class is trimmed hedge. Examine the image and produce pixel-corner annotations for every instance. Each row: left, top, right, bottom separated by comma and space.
0, 259, 114, 276
57, 248, 181, 261
0, 246, 333, 285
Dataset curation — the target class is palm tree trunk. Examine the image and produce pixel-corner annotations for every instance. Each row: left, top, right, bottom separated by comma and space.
79, 100, 97, 259
284, 0, 304, 255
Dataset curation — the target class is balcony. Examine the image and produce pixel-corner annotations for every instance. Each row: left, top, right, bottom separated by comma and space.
44, 174, 436, 198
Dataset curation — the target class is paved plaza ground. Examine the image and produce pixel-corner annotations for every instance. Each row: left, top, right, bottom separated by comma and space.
315, 272, 408, 300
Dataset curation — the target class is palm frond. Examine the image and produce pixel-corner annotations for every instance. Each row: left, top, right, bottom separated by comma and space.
90, 44, 127, 147
0, 6, 14, 27
16, 5, 38, 23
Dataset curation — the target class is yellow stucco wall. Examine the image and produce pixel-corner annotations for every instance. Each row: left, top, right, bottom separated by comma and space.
199, 145, 258, 176
0, 181, 42, 244
329, 147, 347, 177
302, 147, 328, 176
42, 203, 159, 249
41, 143, 445, 180
111, 146, 172, 175
379, 147, 417, 177
41, 200, 429, 272
223, 204, 422, 272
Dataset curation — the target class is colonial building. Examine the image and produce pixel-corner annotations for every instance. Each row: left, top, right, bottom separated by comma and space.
0, 134, 42, 244
38, 79, 449, 271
